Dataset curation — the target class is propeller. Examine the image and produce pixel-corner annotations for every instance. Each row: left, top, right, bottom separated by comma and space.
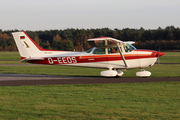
157, 46, 165, 64
158, 46, 160, 64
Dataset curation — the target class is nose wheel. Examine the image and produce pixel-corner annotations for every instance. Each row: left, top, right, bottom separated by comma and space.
136, 69, 151, 77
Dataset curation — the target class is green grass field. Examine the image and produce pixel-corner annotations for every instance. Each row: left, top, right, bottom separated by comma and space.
157, 52, 180, 63
0, 82, 180, 119
0, 51, 180, 119
0, 52, 20, 61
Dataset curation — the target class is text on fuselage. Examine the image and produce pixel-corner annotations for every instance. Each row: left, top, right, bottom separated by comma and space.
48, 57, 77, 64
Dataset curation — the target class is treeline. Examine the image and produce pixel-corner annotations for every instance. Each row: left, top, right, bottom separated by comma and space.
0, 25, 180, 51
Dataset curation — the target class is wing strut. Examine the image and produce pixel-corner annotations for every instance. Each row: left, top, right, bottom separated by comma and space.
117, 43, 128, 67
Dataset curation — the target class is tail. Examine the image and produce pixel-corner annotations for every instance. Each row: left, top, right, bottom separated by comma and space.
12, 31, 43, 60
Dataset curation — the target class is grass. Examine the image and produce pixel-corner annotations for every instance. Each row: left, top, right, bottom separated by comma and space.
0, 82, 180, 119
0, 52, 20, 61
163, 52, 180, 56
157, 52, 180, 63
0, 65, 103, 77
0, 61, 24, 64
124, 64, 180, 78
163, 52, 180, 63
157, 56, 180, 63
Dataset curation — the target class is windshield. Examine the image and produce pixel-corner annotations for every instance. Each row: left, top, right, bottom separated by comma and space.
123, 43, 136, 52
86, 48, 93, 53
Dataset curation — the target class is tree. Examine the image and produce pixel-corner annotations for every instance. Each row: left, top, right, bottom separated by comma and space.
53, 34, 62, 42
65, 40, 74, 51
34, 36, 40, 46
41, 40, 51, 50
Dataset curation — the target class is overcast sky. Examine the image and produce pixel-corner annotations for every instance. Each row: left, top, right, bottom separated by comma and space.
1, 0, 180, 31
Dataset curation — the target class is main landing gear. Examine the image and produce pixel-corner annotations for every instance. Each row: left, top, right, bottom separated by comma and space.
136, 69, 151, 77
100, 67, 124, 77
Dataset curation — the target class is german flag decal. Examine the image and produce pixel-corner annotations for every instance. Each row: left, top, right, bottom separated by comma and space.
20, 36, 25, 39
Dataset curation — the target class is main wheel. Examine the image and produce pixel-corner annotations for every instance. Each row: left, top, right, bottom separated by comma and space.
136, 70, 151, 77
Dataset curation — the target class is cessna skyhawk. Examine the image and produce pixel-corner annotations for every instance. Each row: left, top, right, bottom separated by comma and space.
12, 31, 164, 77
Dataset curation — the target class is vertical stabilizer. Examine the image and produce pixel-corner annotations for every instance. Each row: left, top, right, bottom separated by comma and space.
12, 31, 42, 59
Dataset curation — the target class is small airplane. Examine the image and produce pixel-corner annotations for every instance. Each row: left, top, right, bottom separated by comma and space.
12, 31, 164, 77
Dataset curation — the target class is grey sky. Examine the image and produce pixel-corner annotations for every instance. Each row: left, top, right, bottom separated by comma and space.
1, 0, 180, 30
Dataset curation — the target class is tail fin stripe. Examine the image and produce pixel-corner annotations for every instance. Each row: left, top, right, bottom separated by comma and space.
22, 31, 44, 51
24, 41, 30, 48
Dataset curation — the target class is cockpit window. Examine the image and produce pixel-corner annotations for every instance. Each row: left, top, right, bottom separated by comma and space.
123, 43, 136, 52
86, 48, 93, 53
108, 47, 119, 54
93, 48, 105, 54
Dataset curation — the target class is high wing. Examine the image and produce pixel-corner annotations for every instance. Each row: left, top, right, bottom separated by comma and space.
87, 37, 122, 48
87, 37, 135, 48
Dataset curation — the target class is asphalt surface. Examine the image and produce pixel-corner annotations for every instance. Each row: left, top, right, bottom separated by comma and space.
0, 73, 179, 86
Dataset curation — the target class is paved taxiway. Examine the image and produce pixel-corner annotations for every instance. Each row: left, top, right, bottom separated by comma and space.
0, 73, 180, 86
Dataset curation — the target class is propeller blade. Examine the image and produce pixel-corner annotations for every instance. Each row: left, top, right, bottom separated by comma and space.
158, 46, 160, 64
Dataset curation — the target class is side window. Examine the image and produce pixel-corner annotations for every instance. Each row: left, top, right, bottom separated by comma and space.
93, 48, 105, 54
108, 47, 119, 54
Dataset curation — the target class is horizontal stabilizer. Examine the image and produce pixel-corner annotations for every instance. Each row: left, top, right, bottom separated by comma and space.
20, 57, 44, 62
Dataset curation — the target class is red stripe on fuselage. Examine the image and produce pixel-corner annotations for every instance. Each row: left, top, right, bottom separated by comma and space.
26, 51, 157, 65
